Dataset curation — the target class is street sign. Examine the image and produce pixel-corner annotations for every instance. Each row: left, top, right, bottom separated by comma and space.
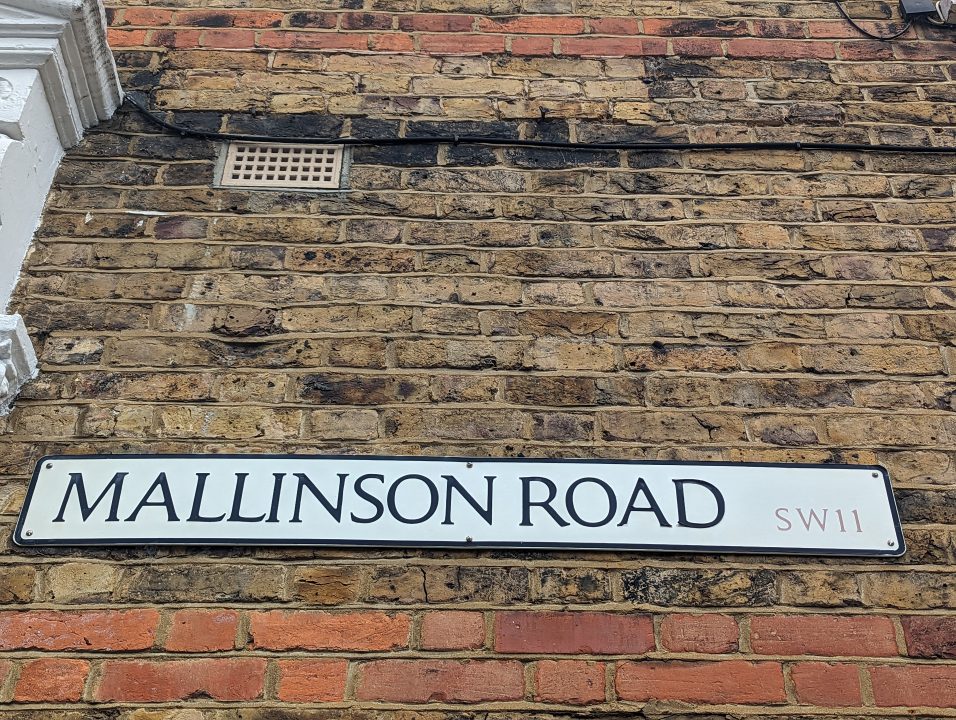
15, 454, 905, 556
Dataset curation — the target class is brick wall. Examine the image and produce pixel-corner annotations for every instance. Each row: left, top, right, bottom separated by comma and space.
0, 0, 954, 714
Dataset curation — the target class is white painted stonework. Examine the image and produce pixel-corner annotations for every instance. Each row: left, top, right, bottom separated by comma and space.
0, 68, 63, 306
0, 0, 121, 413
0, 314, 37, 414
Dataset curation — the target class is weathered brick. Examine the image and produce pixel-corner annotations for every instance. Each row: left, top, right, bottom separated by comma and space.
366, 566, 427, 603
356, 660, 524, 703
561, 37, 666, 57
96, 659, 266, 702
116, 565, 286, 603
14, 659, 89, 702
421, 611, 485, 650
870, 665, 956, 707
659, 614, 739, 654
495, 611, 653, 654
421, 33, 506, 54
0, 610, 158, 651
424, 566, 530, 603
533, 392, 615, 427
750, 615, 898, 657
0, 566, 35, 603
165, 609, 238, 652
779, 571, 862, 608
535, 659, 605, 704
383, 408, 525, 440
292, 566, 365, 605
276, 660, 348, 702
616, 660, 786, 704
791, 662, 862, 706
535, 567, 610, 602
901, 616, 956, 658
250, 611, 410, 650
622, 568, 777, 606
859, 572, 956, 609
43, 563, 120, 603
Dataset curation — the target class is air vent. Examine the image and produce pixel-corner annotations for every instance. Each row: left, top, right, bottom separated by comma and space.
219, 142, 344, 189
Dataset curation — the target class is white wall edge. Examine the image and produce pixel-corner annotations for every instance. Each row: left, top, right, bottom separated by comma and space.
0, 0, 120, 414
0, 314, 38, 415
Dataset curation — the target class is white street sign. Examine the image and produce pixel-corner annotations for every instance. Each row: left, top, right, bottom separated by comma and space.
15, 455, 904, 556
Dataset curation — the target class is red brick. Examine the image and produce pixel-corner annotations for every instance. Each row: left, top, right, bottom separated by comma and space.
121, 8, 174, 26
750, 615, 898, 657
726, 39, 835, 59
258, 31, 367, 50
791, 662, 862, 707
671, 38, 723, 57
174, 10, 239, 26
902, 616, 956, 658
587, 18, 640, 35
341, 12, 393, 30
96, 659, 266, 702
617, 661, 786, 704
870, 665, 956, 707
355, 660, 524, 703
511, 36, 554, 56
893, 41, 956, 60
421, 611, 485, 650
369, 34, 415, 51
839, 41, 895, 60
14, 659, 90, 702
286, 11, 338, 29
495, 611, 653, 655
560, 37, 667, 57
535, 660, 605, 704
660, 614, 739, 654
0, 610, 159, 651
478, 16, 585, 34
231, 11, 284, 28
398, 14, 474, 32
643, 18, 748, 35
420, 34, 505, 54
250, 611, 410, 651
808, 20, 861, 37
201, 30, 256, 49
107, 29, 147, 47
148, 29, 201, 49
752, 19, 806, 38
165, 609, 238, 652
277, 659, 348, 702
818, 19, 911, 39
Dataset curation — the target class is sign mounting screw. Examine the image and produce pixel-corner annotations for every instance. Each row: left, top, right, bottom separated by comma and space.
25, 530, 32, 537
888, 540, 895, 547
45, 463, 52, 469
872, 472, 879, 478
466, 462, 473, 468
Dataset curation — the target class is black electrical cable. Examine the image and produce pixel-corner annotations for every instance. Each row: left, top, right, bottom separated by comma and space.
125, 92, 954, 154
832, 0, 914, 40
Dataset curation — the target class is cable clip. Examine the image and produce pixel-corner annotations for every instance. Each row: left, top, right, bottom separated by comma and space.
933, 0, 954, 22
453, 134, 460, 145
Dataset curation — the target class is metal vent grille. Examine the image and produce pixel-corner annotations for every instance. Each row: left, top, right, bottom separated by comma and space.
220, 142, 343, 189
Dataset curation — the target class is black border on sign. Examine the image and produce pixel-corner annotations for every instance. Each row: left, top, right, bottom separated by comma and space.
13, 454, 906, 556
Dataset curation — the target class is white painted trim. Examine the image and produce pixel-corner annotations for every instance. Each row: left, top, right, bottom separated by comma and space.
0, 0, 120, 412
0, 68, 66, 307
0, 0, 122, 147
0, 314, 38, 415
